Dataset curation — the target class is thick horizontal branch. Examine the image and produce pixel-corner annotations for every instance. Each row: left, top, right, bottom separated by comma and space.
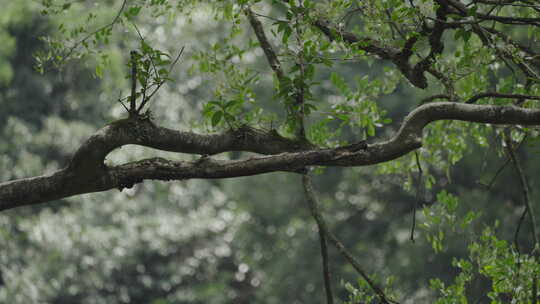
2, 102, 540, 210
67, 119, 314, 173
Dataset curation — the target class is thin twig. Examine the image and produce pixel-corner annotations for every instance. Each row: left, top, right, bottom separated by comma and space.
129, 50, 137, 115
251, 11, 287, 23
420, 94, 451, 104
246, 6, 305, 132
302, 173, 334, 304
410, 151, 423, 242
513, 206, 528, 291
293, 6, 306, 139
318, 227, 333, 304
302, 174, 397, 304
129, 22, 185, 113
245, 8, 284, 79
504, 132, 538, 245
466, 92, 540, 104
169, 47, 185, 73
117, 91, 130, 112
504, 129, 539, 303
478, 157, 510, 189
131, 23, 151, 103
139, 46, 185, 112
514, 207, 528, 255
478, 135, 527, 189
63, 0, 128, 62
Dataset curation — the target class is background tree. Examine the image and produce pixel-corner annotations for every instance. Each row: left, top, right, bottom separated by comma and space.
1, 0, 540, 303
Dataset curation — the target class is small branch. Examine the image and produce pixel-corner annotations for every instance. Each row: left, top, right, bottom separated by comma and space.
313, 17, 450, 89
313, 19, 397, 59
129, 50, 137, 115
476, 12, 540, 26
302, 174, 396, 304
437, 0, 540, 26
245, 8, 284, 79
478, 157, 510, 189
63, 0, 128, 62
472, 0, 539, 7
420, 94, 451, 104
246, 6, 299, 132
479, 134, 528, 189
466, 92, 540, 104
514, 206, 528, 254
504, 131, 538, 245
129, 22, 185, 114
293, 5, 306, 139
411, 4, 449, 90
302, 173, 334, 304
117, 91, 130, 112
504, 129, 539, 303
410, 151, 423, 242
138, 46, 185, 113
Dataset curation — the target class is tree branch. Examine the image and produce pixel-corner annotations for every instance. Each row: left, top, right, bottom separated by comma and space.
504, 131, 538, 245
129, 50, 137, 115
437, 0, 540, 25
466, 92, 540, 104
245, 8, 284, 79
303, 174, 397, 303
313, 18, 455, 89
2, 102, 540, 210
302, 173, 334, 304
62, 0, 128, 63
504, 130, 539, 303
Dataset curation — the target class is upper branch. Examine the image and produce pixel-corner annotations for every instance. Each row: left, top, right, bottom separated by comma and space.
245, 8, 284, 79
438, 0, 540, 26
67, 117, 315, 173
313, 18, 453, 89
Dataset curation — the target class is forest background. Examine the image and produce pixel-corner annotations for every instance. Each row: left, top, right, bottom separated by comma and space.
1, 0, 539, 303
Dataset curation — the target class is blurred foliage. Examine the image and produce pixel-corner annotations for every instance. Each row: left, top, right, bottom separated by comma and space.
1, 0, 540, 303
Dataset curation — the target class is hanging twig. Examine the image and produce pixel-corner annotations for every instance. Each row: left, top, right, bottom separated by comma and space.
514, 207, 528, 255
302, 173, 397, 304
478, 157, 510, 189
504, 131, 538, 245
302, 173, 334, 304
410, 151, 423, 242
504, 129, 539, 303
479, 134, 527, 189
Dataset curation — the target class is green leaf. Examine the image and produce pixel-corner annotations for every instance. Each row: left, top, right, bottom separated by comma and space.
367, 124, 375, 137
208, 100, 221, 107
95, 64, 103, 78
224, 100, 238, 109
158, 68, 168, 76
224, 113, 235, 123
211, 111, 223, 127
124, 6, 142, 19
